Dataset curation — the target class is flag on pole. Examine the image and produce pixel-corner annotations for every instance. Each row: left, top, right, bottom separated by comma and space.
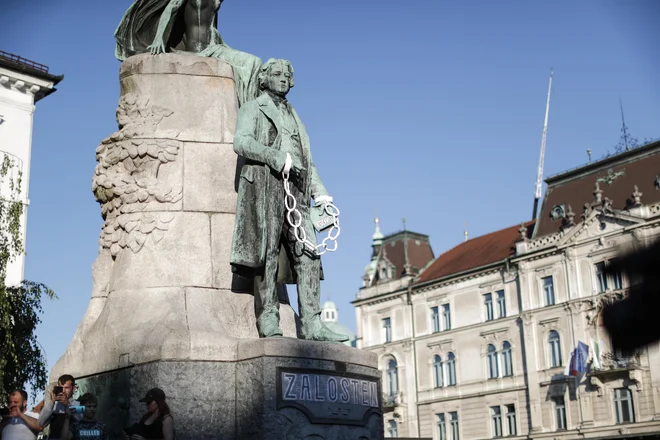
570, 341, 589, 376
577, 341, 589, 373
591, 339, 602, 370
564, 350, 573, 376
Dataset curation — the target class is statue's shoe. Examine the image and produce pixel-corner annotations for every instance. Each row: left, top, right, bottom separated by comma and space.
301, 321, 349, 342
258, 320, 284, 338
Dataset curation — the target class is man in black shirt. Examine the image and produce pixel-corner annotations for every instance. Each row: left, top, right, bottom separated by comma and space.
61, 394, 106, 440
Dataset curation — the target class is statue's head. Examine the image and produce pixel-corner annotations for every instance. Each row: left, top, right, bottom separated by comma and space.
259, 58, 294, 97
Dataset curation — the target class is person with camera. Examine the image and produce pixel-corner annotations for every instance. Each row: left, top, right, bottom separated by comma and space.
60, 393, 106, 440
122, 388, 174, 440
0, 389, 42, 440
37, 375, 82, 439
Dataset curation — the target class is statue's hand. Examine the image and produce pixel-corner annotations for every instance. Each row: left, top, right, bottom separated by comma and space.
147, 38, 167, 55
314, 195, 333, 205
292, 164, 307, 178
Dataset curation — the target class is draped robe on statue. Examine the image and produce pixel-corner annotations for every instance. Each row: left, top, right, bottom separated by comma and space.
114, 0, 261, 105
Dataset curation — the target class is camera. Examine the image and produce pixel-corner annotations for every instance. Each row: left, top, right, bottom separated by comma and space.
70, 406, 86, 414
53, 386, 63, 395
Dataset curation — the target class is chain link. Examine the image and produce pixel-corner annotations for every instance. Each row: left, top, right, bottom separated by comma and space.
283, 171, 341, 255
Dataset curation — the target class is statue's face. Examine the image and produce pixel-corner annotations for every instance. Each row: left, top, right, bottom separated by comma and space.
265, 62, 292, 96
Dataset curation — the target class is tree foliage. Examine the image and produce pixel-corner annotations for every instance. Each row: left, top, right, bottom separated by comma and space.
0, 154, 55, 405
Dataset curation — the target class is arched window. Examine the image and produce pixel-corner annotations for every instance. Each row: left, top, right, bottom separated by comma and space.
447, 352, 457, 386
502, 341, 513, 377
387, 420, 398, 438
433, 355, 444, 388
487, 344, 499, 379
386, 358, 399, 396
548, 331, 562, 367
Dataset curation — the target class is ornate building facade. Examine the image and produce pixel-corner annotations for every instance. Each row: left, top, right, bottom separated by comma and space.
353, 140, 660, 439
0, 50, 62, 286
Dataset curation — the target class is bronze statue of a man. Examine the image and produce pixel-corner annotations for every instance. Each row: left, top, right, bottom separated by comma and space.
115, 0, 261, 105
231, 59, 348, 342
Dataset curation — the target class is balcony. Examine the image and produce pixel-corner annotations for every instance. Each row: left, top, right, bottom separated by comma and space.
596, 351, 640, 372
589, 351, 642, 394
383, 392, 403, 412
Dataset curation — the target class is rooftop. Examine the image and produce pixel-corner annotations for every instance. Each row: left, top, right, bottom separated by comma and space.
0, 50, 63, 85
416, 220, 534, 285
380, 231, 434, 278
534, 140, 660, 238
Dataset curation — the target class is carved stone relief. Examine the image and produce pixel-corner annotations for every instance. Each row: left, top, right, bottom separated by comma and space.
92, 93, 182, 257
518, 312, 534, 327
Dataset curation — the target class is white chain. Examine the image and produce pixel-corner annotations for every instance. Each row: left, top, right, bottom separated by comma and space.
283, 170, 340, 256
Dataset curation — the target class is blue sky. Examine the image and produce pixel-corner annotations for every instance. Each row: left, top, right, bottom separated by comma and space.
1, 0, 659, 395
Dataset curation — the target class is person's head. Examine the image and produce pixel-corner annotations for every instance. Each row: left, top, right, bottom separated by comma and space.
57, 374, 76, 399
78, 393, 98, 421
259, 58, 294, 97
8, 390, 28, 413
139, 388, 170, 416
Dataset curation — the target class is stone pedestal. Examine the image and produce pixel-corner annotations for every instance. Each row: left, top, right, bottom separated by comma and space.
75, 339, 382, 440
52, 53, 382, 439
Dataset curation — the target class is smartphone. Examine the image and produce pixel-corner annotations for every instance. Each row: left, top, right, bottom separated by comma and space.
53, 386, 63, 395
69, 406, 86, 414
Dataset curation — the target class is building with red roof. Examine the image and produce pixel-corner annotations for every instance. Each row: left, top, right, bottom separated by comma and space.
353, 140, 660, 439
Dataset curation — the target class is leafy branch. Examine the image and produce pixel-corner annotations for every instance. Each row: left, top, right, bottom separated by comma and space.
0, 154, 56, 405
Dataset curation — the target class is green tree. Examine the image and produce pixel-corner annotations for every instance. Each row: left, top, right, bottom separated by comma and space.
0, 154, 55, 405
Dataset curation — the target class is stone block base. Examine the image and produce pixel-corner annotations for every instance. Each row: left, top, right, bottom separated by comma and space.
75, 338, 383, 440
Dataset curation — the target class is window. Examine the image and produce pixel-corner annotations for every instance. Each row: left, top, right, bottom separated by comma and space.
502, 341, 513, 377
383, 317, 392, 343
548, 330, 562, 367
496, 290, 506, 318
449, 412, 459, 440
505, 405, 517, 436
595, 262, 608, 293
447, 352, 457, 386
491, 406, 503, 437
487, 344, 499, 379
612, 269, 623, 290
436, 414, 446, 440
431, 306, 440, 333
554, 396, 567, 430
542, 276, 555, 306
609, 259, 623, 290
484, 293, 494, 321
433, 355, 444, 388
387, 420, 398, 437
386, 359, 398, 396
442, 304, 451, 330
614, 388, 635, 424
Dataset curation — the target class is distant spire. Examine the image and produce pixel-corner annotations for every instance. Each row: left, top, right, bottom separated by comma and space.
402, 217, 407, 231
620, 97, 630, 152
587, 149, 592, 163
372, 217, 384, 242
464, 222, 469, 242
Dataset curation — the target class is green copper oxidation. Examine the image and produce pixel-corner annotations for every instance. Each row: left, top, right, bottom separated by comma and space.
115, 0, 261, 105
230, 59, 349, 343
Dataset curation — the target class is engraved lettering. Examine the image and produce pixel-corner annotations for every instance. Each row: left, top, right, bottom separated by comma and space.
328, 377, 338, 402
283, 373, 297, 400
340, 378, 350, 403
351, 379, 360, 403
362, 381, 369, 405
370, 382, 378, 407
314, 375, 325, 401
301, 374, 312, 400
